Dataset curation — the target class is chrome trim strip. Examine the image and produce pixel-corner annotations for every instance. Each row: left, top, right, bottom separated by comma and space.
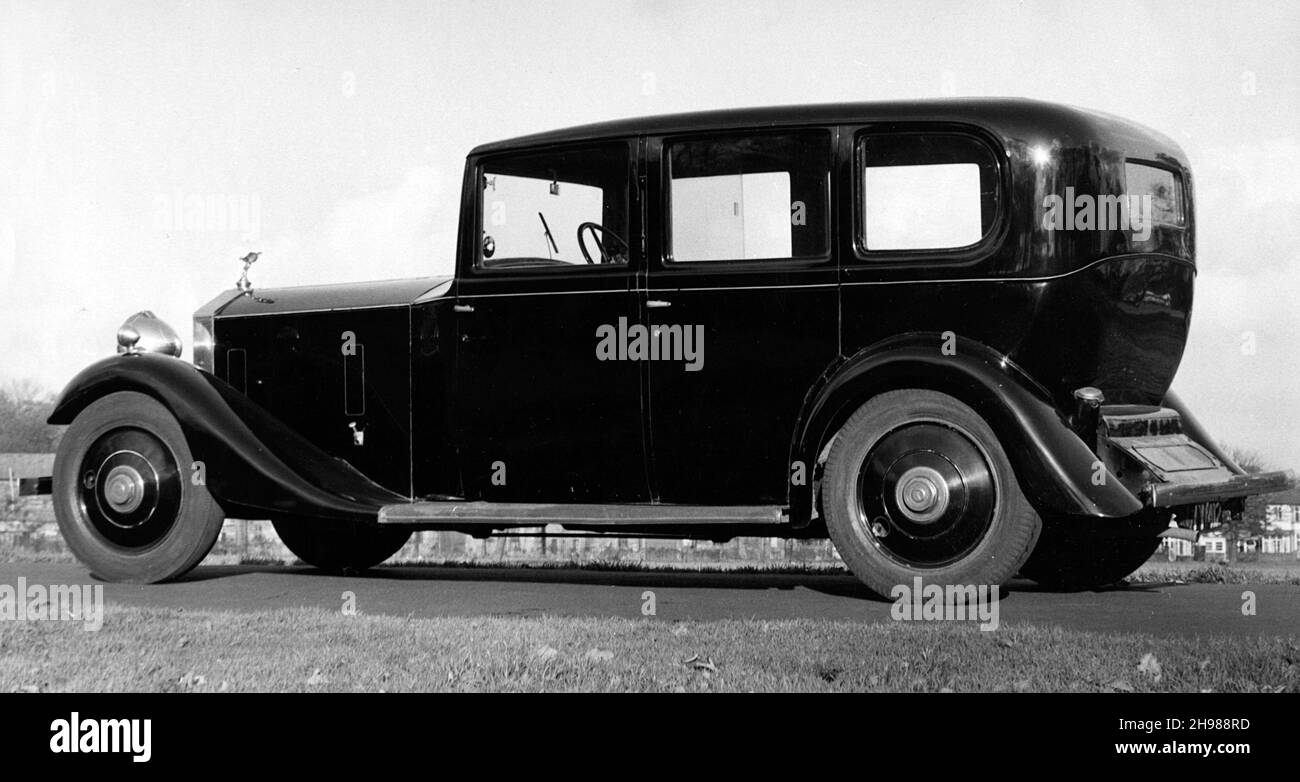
649, 283, 838, 294
840, 253, 1195, 289
209, 254, 1194, 308
216, 302, 411, 318
458, 288, 630, 300
452, 255, 1194, 299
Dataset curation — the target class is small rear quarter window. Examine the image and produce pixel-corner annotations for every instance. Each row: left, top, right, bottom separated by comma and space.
1124, 161, 1185, 227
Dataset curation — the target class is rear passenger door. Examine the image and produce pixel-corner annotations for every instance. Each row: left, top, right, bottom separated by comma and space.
644, 129, 839, 504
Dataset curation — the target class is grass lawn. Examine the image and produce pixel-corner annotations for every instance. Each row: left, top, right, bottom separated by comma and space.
1, 607, 1296, 693
1130, 559, 1300, 585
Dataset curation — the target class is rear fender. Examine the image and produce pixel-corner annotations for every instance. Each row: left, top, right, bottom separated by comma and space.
790, 334, 1144, 525
49, 354, 404, 521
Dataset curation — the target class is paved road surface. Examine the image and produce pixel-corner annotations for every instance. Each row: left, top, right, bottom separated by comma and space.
2, 562, 1296, 636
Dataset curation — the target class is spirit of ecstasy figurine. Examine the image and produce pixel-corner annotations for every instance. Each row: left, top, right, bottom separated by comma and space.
237, 251, 260, 293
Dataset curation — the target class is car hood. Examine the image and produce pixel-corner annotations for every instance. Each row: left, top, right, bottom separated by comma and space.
216, 276, 453, 318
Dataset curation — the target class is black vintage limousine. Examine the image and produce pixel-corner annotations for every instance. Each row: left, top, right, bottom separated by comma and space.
30, 98, 1291, 593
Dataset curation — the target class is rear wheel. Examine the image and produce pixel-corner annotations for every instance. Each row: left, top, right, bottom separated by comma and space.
52, 391, 225, 583
821, 389, 1041, 597
272, 518, 410, 574
1020, 514, 1164, 590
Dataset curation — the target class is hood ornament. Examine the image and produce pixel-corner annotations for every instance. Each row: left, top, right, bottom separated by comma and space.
237, 251, 260, 293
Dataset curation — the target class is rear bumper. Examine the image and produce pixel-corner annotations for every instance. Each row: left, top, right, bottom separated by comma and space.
1149, 469, 1295, 508
1098, 400, 1296, 511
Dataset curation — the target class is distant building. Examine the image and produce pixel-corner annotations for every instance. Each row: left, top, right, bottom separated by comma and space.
1261, 486, 1300, 556
1163, 535, 1195, 560
1161, 486, 1300, 561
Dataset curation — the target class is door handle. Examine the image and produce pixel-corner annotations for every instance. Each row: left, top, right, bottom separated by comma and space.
646, 300, 672, 309
454, 304, 475, 313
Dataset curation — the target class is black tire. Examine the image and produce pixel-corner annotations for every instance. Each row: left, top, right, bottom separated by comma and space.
272, 518, 410, 574
1020, 514, 1164, 590
821, 389, 1041, 597
53, 391, 225, 584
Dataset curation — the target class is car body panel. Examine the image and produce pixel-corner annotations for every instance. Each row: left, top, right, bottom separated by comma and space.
48, 353, 405, 521
212, 305, 413, 495
218, 277, 448, 317
790, 333, 1146, 524
451, 268, 650, 503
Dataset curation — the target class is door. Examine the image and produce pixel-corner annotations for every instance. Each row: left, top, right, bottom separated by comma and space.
645, 129, 840, 504
454, 140, 650, 503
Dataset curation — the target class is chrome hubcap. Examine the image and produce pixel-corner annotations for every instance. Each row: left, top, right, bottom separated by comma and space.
76, 428, 180, 548
895, 466, 949, 523
103, 465, 145, 513
856, 421, 998, 568
93, 451, 158, 528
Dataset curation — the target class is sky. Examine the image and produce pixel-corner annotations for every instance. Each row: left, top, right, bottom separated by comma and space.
1, 0, 1297, 469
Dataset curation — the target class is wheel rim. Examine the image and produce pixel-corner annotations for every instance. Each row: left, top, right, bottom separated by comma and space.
76, 427, 181, 549
855, 421, 998, 568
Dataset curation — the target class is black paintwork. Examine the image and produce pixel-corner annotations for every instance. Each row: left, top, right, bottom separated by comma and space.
212, 305, 414, 494
48, 354, 405, 522
52, 99, 1241, 532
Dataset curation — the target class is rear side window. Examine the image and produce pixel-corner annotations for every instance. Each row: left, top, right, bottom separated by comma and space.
857, 132, 1000, 253
667, 132, 830, 263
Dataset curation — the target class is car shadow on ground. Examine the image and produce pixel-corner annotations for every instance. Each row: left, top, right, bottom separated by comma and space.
173, 563, 1176, 603
180, 563, 886, 600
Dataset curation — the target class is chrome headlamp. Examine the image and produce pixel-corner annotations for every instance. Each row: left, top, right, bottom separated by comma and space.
116, 311, 183, 358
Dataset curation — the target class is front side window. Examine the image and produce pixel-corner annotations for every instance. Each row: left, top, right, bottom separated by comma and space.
667, 132, 830, 263
478, 143, 630, 270
858, 132, 1000, 253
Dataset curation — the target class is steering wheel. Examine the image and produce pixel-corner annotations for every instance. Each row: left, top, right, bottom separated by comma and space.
577, 222, 628, 265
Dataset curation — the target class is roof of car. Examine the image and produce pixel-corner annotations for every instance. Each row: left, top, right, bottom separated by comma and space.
468, 97, 1177, 158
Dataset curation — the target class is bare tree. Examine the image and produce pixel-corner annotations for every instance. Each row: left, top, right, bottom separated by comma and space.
0, 380, 62, 453
1223, 445, 1268, 475
1216, 443, 1274, 562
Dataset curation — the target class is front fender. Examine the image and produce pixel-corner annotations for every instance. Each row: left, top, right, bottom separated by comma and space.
49, 354, 404, 521
790, 334, 1144, 523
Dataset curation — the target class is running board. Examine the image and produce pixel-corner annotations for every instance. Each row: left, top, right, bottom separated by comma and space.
378, 502, 785, 526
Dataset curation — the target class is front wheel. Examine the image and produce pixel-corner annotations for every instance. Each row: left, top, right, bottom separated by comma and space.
272, 518, 410, 574
821, 389, 1041, 597
52, 391, 225, 583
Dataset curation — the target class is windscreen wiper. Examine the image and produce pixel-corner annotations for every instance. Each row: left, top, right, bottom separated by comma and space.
538, 212, 559, 258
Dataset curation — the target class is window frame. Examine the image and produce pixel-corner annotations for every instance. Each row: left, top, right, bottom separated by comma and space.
661, 127, 835, 269
851, 125, 1008, 265
468, 139, 639, 278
